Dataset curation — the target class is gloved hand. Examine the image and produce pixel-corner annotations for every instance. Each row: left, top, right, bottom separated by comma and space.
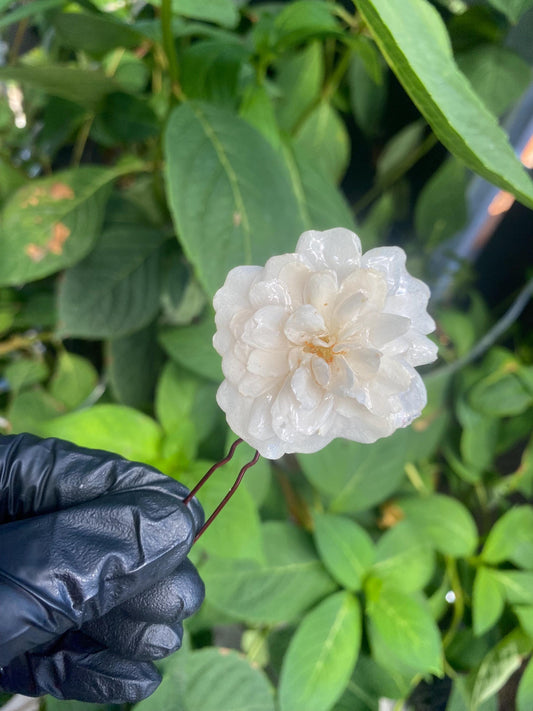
0, 433, 205, 703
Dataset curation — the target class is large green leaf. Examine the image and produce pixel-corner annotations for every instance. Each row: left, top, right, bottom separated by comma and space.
164, 101, 305, 296
354, 0, 533, 208
57, 226, 166, 338
397, 493, 478, 557
38, 404, 163, 464
372, 521, 434, 593
279, 592, 361, 711
298, 429, 409, 513
53, 10, 143, 55
366, 585, 443, 677
276, 42, 324, 133
313, 513, 375, 591
0, 65, 119, 107
135, 647, 275, 711
482, 506, 533, 569
202, 522, 336, 624
0, 166, 118, 286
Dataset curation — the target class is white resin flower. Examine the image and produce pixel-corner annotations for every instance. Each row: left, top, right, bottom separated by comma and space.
213, 228, 438, 459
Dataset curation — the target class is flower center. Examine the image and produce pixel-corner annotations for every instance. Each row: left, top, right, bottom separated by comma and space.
303, 339, 336, 363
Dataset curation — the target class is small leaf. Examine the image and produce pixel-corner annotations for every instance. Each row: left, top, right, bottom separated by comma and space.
294, 101, 351, 184
486, 0, 533, 24
49, 351, 98, 410
373, 521, 434, 593
472, 567, 506, 637
470, 365, 533, 416
274, 0, 340, 49
58, 226, 166, 339
164, 101, 305, 296
38, 405, 163, 465
7, 387, 64, 434
514, 606, 533, 640
4, 359, 49, 393
156, 0, 240, 28
53, 10, 143, 56
482, 506, 533, 569
354, 0, 533, 208
313, 513, 375, 591
366, 585, 443, 677
376, 121, 425, 184
107, 323, 164, 410
279, 592, 361, 711
159, 316, 222, 382
397, 493, 478, 557
0, 166, 119, 286
99, 93, 160, 143
494, 570, 533, 605
0, 65, 119, 107
348, 38, 387, 136
517, 656, 533, 711
276, 42, 324, 133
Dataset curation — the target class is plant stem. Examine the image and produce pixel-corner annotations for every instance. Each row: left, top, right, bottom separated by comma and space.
160, 0, 182, 100
0, 331, 55, 356
430, 274, 533, 379
443, 556, 464, 649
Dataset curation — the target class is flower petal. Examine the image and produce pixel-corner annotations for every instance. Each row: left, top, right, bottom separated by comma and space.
291, 365, 324, 409
247, 348, 288, 378
241, 305, 288, 350
297, 228, 362, 279
284, 305, 326, 345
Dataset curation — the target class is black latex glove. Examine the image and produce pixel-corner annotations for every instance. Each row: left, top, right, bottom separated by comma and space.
0, 433, 205, 703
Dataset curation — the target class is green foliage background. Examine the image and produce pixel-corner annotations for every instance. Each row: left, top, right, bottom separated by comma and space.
1, 0, 533, 709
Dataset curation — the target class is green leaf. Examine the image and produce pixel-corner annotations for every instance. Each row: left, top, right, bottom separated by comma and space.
45, 699, 114, 711
282, 145, 356, 232
457, 45, 531, 117
49, 351, 98, 410
366, 585, 443, 677
514, 606, 533, 640
372, 521, 434, 593
376, 121, 425, 184
166, 0, 239, 29
202, 522, 336, 624
276, 42, 324, 134
298, 429, 409, 513
471, 628, 532, 709
0, 159, 26, 206
136, 647, 275, 711
38, 404, 163, 465
472, 567, 506, 637
181, 41, 251, 108
486, 0, 533, 23
4, 359, 49, 393
354, 0, 533, 208
518, 656, 533, 711
397, 493, 478, 557
313, 513, 375, 591
0, 166, 118, 286
107, 323, 164, 410
99, 93, 160, 143
334, 654, 410, 710
446, 677, 497, 711
457, 400, 499, 474
164, 101, 305, 297
279, 592, 361, 711
482, 506, 533, 569
53, 10, 143, 55
494, 570, 533, 605
239, 84, 283, 152
415, 157, 468, 248
0, 0, 64, 31
7, 387, 64, 434
469, 365, 533, 417
159, 316, 222, 382
0, 65, 119, 107
274, 0, 340, 49
348, 38, 387, 136
294, 101, 350, 184
57, 226, 165, 339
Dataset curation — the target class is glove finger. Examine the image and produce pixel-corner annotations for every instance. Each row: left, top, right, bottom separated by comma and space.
0, 489, 197, 665
0, 631, 161, 703
0, 434, 204, 532
82, 560, 204, 661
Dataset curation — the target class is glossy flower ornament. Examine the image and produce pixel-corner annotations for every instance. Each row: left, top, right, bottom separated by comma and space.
213, 229, 438, 459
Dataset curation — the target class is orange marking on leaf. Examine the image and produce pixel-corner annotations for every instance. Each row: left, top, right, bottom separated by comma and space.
47, 222, 71, 254
25, 243, 47, 262
49, 182, 75, 200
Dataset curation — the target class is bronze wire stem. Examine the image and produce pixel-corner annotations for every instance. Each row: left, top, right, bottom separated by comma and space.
183, 438, 261, 542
